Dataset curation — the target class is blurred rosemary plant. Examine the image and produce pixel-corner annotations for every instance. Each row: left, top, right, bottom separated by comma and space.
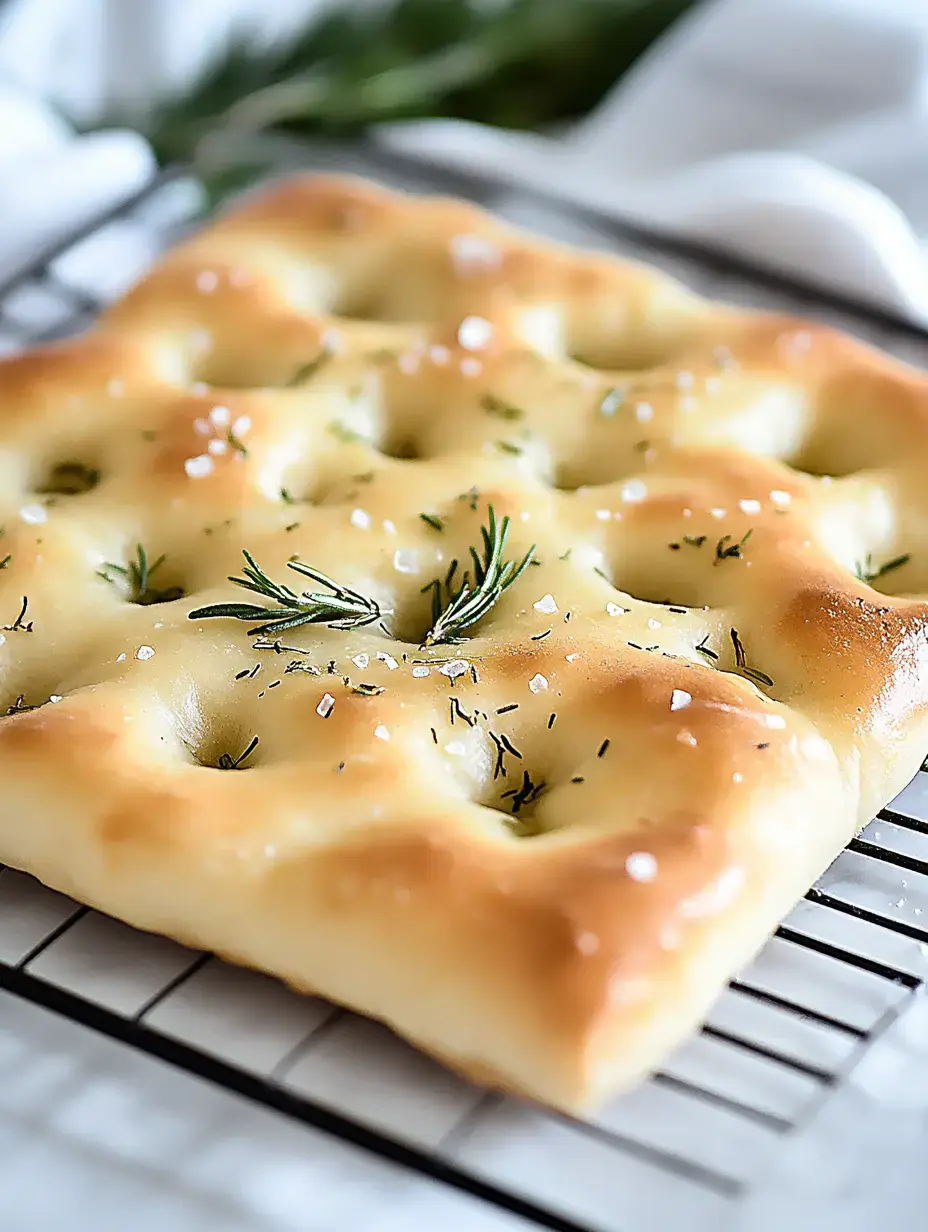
113, 0, 694, 194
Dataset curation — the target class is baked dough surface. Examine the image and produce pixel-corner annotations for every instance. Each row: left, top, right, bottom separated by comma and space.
1, 174, 927, 1111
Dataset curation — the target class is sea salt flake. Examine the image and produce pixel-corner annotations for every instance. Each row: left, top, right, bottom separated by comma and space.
739, 498, 762, 514
351, 654, 370, 669
606, 602, 627, 616
136, 645, 155, 661
620, 479, 647, 503
648, 617, 661, 630
376, 653, 399, 670
19, 504, 47, 524
439, 659, 469, 680
207, 438, 227, 456
534, 594, 557, 615
350, 508, 371, 530
184, 455, 213, 479
374, 724, 390, 741
528, 673, 548, 693
316, 693, 336, 718
457, 315, 493, 351
393, 548, 419, 575
634, 402, 654, 423
626, 852, 658, 882
412, 665, 430, 678
208, 405, 230, 426
232, 415, 252, 437
671, 689, 692, 711
770, 489, 791, 507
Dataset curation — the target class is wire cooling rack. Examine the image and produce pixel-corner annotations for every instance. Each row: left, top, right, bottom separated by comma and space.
1, 151, 927, 1232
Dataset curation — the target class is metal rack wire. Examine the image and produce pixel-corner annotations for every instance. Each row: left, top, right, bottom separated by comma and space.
0, 155, 926, 1232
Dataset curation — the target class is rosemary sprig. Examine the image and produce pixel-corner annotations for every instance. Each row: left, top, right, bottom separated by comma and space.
99, 544, 182, 605
855, 553, 910, 585
217, 735, 259, 769
419, 505, 535, 646
189, 549, 390, 636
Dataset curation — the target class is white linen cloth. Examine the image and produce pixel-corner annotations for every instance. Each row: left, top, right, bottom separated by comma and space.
379, 0, 928, 326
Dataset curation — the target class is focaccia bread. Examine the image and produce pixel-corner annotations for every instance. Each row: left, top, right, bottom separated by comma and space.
1, 174, 927, 1112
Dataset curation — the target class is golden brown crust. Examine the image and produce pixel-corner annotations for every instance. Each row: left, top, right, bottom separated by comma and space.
1, 172, 927, 1111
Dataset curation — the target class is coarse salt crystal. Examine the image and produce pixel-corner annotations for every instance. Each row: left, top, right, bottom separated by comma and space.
770, 489, 791, 507
376, 653, 399, 670
606, 602, 627, 616
671, 689, 692, 711
576, 931, 600, 955
595, 509, 612, 521
534, 593, 557, 614
352, 654, 370, 669
393, 548, 419, 575
20, 504, 47, 524
620, 479, 647, 503
739, 498, 762, 514
677, 729, 698, 747
116, 652, 126, 662
450, 233, 502, 272
710, 507, 726, 519
184, 455, 213, 479
439, 659, 469, 680
732, 772, 743, 784
647, 617, 661, 630
232, 415, 252, 437
208, 405, 230, 426
374, 724, 390, 741
383, 519, 397, 535
412, 665, 430, 678
565, 653, 580, 662
136, 645, 155, 661
49, 695, 62, 703
457, 315, 493, 351
766, 713, 787, 729
207, 438, 227, 456
625, 852, 658, 882
528, 673, 548, 693
635, 402, 654, 423
350, 508, 371, 530
316, 693, 335, 718
193, 417, 212, 435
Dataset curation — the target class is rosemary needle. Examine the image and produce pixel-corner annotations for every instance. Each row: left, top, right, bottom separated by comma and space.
189, 550, 390, 636
419, 505, 535, 647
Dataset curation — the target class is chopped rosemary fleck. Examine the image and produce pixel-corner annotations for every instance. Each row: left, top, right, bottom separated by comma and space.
547, 712, 556, 729
419, 505, 535, 647
669, 542, 681, 550
507, 769, 546, 815
235, 668, 250, 680
190, 550, 391, 636
430, 727, 438, 744
280, 487, 297, 504
531, 628, 552, 641
855, 553, 910, 584
344, 678, 385, 696
730, 628, 773, 687
482, 393, 524, 421
216, 735, 258, 770
715, 529, 753, 564
682, 535, 707, 548
227, 429, 248, 457
570, 775, 585, 784
756, 742, 770, 750
0, 555, 9, 571
496, 703, 519, 714
5, 694, 37, 715
285, 522, 300, 532
3, 596, 32, 632
327, 420, 362, 444
286, 347, 331, 387
496, 440, 523, 456
597, 739, 610, 758
459, 486, 480, 512
419, 512, 446, 532
99, 544, 182, 605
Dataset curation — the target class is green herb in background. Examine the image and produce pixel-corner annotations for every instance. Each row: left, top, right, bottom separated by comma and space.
99, 0, 695, 195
